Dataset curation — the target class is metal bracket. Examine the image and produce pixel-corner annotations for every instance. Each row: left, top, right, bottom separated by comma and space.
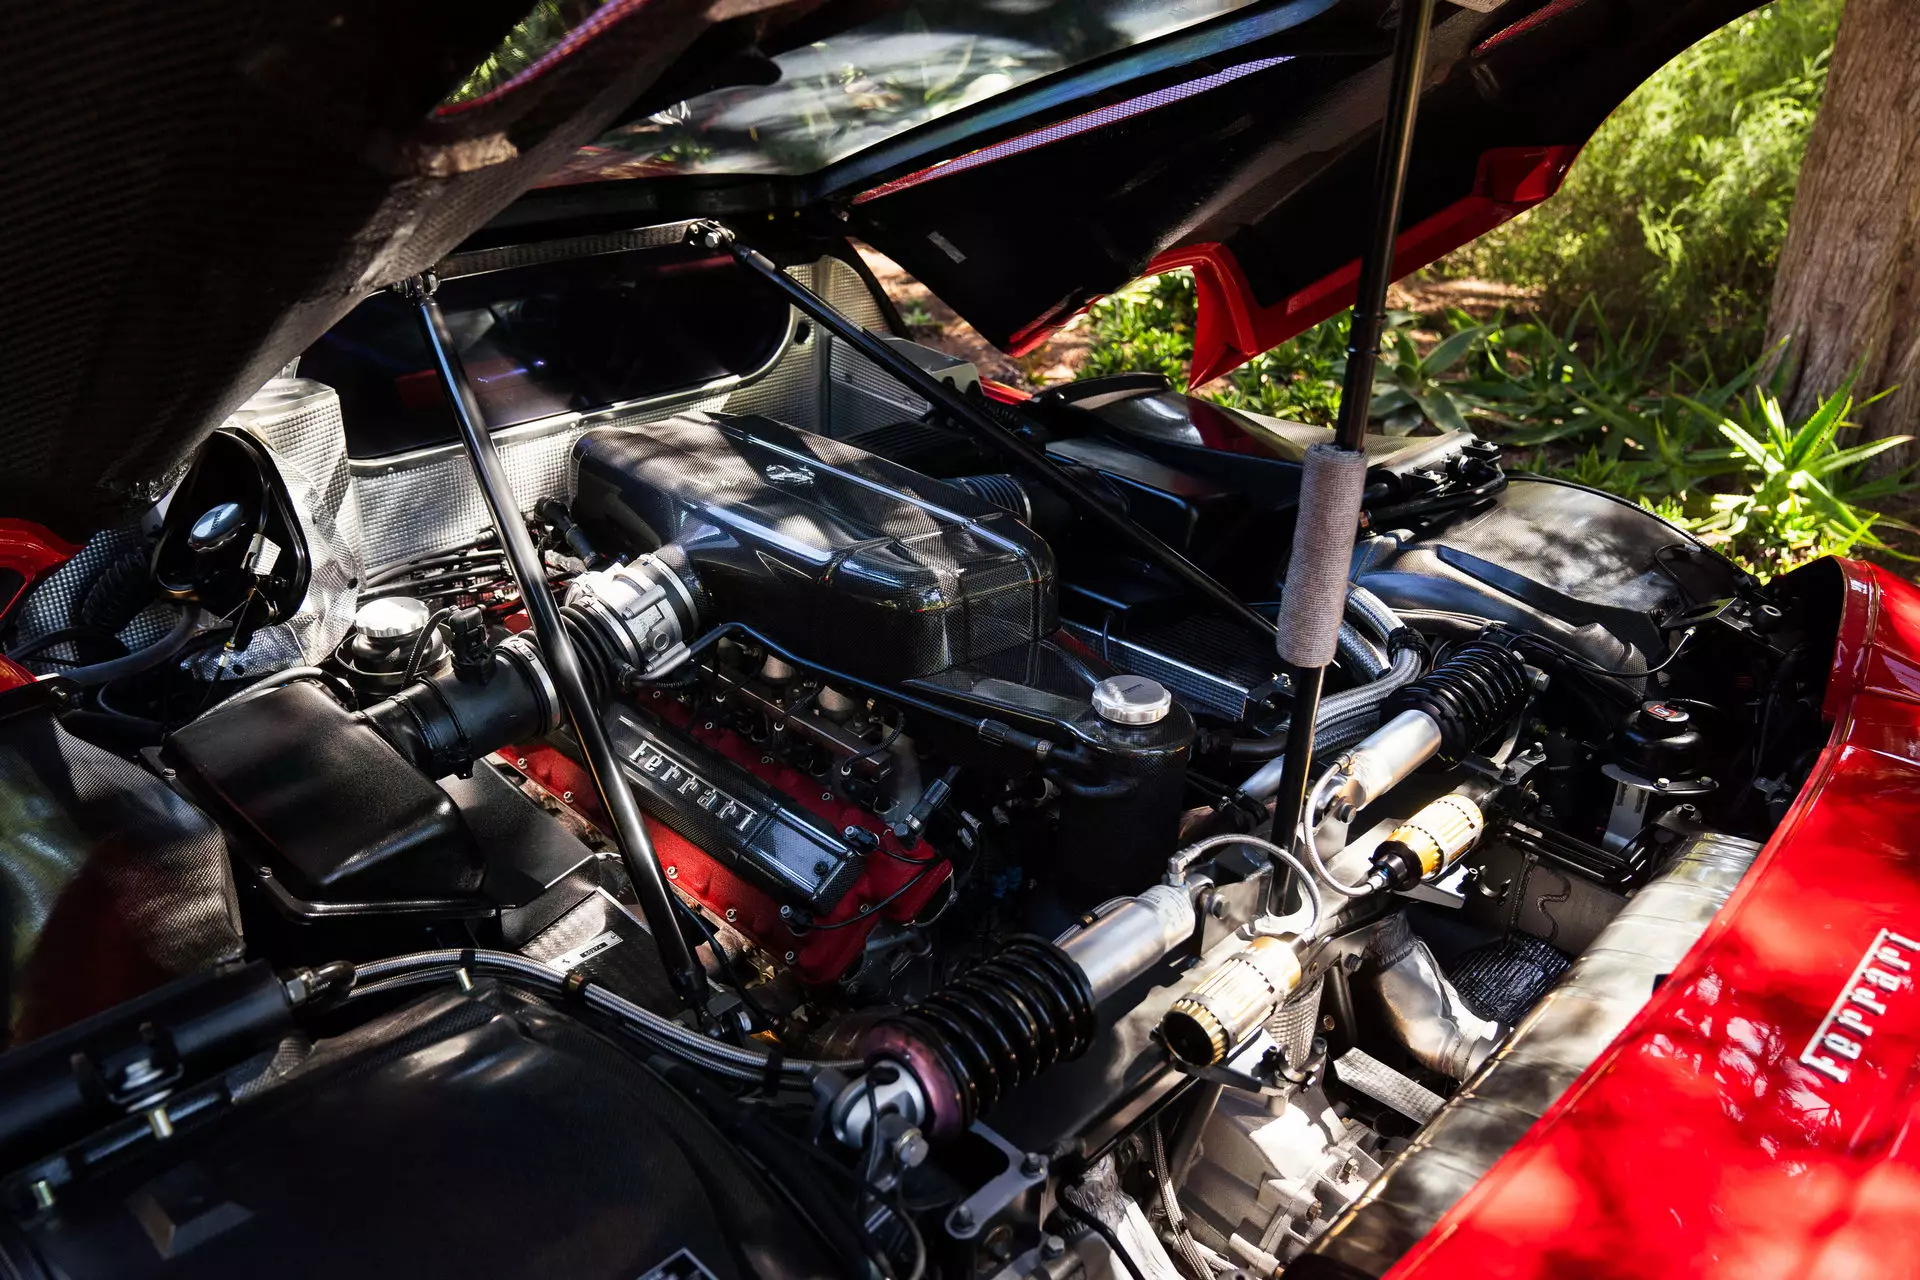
1167, 1029, 1314, 1097
946, 1122, 1048, 1241
1396, 859, 1478, 909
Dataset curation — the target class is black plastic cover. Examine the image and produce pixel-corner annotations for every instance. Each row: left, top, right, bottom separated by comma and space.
165, 682, 481, 904
1354, 474, 1748, 663
573, 411, 1056, 681
0, 985, 832, 1278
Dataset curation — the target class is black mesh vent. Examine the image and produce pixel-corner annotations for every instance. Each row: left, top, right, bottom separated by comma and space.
1448, 933, 1571, 1026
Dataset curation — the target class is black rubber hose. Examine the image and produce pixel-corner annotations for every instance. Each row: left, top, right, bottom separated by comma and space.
61, 609, 204, 688
7, 626, 126, 664
1053, 1201, 1148, 1280
400, 608, 452, 684
72, 544, 155, 634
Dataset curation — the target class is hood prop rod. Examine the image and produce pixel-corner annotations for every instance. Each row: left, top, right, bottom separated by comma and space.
399, 272, 709, 1018
1271, 0, 1438, 851
699, 222, 1277, 648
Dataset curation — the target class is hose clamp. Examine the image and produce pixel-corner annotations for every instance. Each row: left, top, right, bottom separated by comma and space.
497, 633, 562, 732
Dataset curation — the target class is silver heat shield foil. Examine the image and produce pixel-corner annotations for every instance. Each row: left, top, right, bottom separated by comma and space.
14, 380, 362, 679
202, 377, 365, 674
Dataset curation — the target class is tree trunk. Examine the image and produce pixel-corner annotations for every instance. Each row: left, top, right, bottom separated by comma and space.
1765, 0, 1920, 472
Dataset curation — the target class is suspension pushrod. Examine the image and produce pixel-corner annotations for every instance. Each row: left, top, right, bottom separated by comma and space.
403, 273, 707, 1015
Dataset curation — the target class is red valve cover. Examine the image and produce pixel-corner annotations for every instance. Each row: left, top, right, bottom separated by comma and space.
508, 713, 950, 985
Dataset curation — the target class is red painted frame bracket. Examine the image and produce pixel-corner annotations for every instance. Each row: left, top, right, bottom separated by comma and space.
1012, 144, 1580, 385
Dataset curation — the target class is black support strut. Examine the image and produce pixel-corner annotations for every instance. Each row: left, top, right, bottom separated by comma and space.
703, 224, 1278, 647
1273, 0, 1438, 845
403, 274, 708, 1015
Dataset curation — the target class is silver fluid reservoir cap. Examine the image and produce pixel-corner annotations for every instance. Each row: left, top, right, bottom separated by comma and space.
188, 501, 248, 552
354, 596, 430, 642
1092, 674, 1173, 726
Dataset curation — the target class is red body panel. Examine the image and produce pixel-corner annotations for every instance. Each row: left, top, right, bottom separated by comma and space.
0, 518, 77, 619
1387, 559, 1920, 1280
0, 519, 78, 690
1144, 145, 1580, 386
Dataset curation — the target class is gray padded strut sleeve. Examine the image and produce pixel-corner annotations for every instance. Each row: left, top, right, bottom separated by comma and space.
1276, 443, 1369, 668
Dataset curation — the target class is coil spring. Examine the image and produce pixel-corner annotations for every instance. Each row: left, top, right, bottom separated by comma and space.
876, 937, 1096, 1127
1383, 637, 1531, 762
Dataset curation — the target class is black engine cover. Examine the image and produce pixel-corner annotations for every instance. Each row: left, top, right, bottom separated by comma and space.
572, 411, 1056, 681
0, 985, 830, 1279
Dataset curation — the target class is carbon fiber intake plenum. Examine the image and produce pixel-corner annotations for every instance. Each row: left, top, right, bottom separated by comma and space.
571, 412, 1055, 683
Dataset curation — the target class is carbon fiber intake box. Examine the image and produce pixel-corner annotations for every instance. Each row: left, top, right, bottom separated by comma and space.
572, 412, 1056, 680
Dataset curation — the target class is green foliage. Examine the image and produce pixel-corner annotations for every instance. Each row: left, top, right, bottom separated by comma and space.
1448, 0, 1843, 373
1463, 313, 1918, 572
1690, 384, 1920, 571
445, 1, 599, 107
1076, 272, 1492, 433
1373, 311, 1502, 435
1076, 271, 1911, 575
1076, 272, 1215, 392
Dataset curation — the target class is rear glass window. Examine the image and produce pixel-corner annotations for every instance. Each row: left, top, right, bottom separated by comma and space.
301, 246, 792, 459
542, 0, 1256, 184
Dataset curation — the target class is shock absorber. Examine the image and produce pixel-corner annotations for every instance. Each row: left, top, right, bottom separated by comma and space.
1302, 639, 1531, 895
1319, 640, 1533, 819
1382, 638, 1533, 764
833, 885, 1196, 1145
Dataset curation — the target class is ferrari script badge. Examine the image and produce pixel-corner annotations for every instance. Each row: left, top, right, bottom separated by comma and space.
1800, 928, 1920, 1084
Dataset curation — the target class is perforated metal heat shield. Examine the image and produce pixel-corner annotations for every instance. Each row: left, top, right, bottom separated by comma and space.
0, 0, 822, 543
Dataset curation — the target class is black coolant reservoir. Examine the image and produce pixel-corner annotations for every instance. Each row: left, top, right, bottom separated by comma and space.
571, 411, 1056, 681
1056, 674, 1195, 903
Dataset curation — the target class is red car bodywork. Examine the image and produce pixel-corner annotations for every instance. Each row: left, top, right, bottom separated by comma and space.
0, 519, 77, 691
1389, 558, 1920, 1280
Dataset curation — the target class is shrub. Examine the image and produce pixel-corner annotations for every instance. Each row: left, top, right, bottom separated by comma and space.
1446, 0, 1843, 374
1076, 275, 1912, 575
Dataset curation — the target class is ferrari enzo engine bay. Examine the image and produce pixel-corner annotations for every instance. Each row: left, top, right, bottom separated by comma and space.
0, 233, 1835, 1280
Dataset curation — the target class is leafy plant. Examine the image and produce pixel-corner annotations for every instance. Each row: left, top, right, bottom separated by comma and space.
1687, 382, 1920, 570
1371, 310, 1502, 434
1446, 0, 1842, 374
1077, 272, 1497, 434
